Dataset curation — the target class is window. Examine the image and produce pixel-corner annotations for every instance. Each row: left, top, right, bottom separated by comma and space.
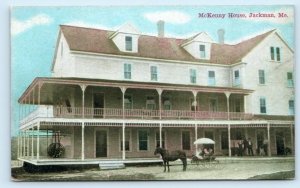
124, 63, 131, 79
232, 129, 244, 140
270, 46, 281, 61
199, 45, 206, 58
260, 97, 266, 114
221, 131, 228, 150
208, 71, 216, 86
120, 130, 131, 151
209, 98, 218, 112
124, 95, 132, 109
182, 131, 190, 150
276, 47, 281, 61
138, 130, 148, 151
190, 69, 197, 84
289, 100, 295, 115
155, 131, 165, 148
234, 98, 241, 112
125, 36, 132, 51
162, 97, 171, 110
150, 66, 158, 81
146, 96, 156, 110
258, 70, 265, 84
234, 70, 240, 86
270, 47, 275, 60
287, 72, 293, 87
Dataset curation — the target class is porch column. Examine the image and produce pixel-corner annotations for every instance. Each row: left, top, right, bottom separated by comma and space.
267, 123, 271, 157
31, 127, 34, 158
244, 95, 247, 113
122, 123, 125, 160
120, 87, 127, 160
192, 90, 197, 119
37, 123, 40, 160
228, 124, 231, 157
26, 129, 29, 157
80, 85, 86, 118
159, 122, 162, 147
17, 133, 20, 159
290, 124, 294, 155
195, 124, 198, 151
225, 92, 231, 120
81, 122, 85, 160
23, 131, 26, 157
156, 89, 163, 120
20, 132, 23, 157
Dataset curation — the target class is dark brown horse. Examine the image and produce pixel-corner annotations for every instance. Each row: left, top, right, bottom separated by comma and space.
154, 147, 187, 172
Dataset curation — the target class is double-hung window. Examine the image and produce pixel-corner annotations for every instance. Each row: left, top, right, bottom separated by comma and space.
199, 45, 206, 58
124, 95, 133, 109
182, 131, 190, 150
258, 70, 265, 84
150, 66, 158, 81
289, 100, 295, 115
270, 46, 281, 61
234, 70, 240, 86
260, 97, 267, 114
190, 69, 197, 84
124, 63, 131, 79
208, 71, 216, 86
287, 72, 293, 87
125, 36, 132, 51
138, 130, 148, 151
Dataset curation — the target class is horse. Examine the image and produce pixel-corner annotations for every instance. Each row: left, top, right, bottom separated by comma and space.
154, 147, 187, 172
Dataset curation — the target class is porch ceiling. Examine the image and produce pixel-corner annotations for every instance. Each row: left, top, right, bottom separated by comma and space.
18, 77, 253, 103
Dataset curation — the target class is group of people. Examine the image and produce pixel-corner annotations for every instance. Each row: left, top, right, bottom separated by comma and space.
196, 146, 214, 160
236, 138, 268, 156
237, 138, 253, 156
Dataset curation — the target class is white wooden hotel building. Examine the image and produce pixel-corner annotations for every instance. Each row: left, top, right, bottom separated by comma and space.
17, 22, 294, 165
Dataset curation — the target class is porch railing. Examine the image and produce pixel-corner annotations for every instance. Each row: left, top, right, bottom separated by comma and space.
24, 106, 253, 121
20, 106, 254, 124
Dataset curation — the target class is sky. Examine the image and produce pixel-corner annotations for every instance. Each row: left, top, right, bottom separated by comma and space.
11, 5, 294, 136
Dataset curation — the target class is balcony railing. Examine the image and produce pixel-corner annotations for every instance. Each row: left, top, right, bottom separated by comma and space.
20, 105, 253, 123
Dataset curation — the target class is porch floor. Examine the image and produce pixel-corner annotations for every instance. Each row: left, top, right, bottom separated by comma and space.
18, 157, 163, 166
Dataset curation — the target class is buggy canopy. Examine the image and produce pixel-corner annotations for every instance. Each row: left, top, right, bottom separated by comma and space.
194, 138, 215, 145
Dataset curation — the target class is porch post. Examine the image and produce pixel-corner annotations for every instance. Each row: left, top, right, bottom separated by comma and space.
290, 124, 294, 155
228, 124, 231, 157
244, 95, 247, 113
156, 89, 163, 120
26, 129, 29, 157
81, 122, 85, 160
159, 122, 162, 147
192, 91, 197, 119
195, 124, 198, 151
225, 92, 231, 120
120, 87, 127, 160
37, 123, 40, 160
20, 132, 22, 157
267, 123, 271, 157
31, 127, 34, 158
23, 131, 25, 157
17, 133, 20, 159
80, 85, 86, 118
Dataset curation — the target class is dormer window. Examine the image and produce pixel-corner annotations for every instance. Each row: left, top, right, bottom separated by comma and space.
270, 46, 281, 61
125, 36, 133, 51
199, 45, 206, 58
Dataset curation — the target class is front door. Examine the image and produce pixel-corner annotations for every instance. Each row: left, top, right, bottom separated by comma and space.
96, 130, 107, 157
276, 132, 285, 155
93, 93, 104, 118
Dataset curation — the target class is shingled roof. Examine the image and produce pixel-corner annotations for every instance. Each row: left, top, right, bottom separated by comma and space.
60, 25, 275, 65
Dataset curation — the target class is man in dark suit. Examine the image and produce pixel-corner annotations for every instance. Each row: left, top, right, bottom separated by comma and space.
247, 138, 254, 156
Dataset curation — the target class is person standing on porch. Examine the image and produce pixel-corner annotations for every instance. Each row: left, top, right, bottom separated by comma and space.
247, 138, 254, 156
243, 137, 248, 155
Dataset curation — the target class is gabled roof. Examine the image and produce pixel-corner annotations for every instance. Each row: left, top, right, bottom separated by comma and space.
59, 25, 277, 65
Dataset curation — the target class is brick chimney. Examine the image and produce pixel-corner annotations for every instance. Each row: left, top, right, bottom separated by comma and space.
157, 20, 165, 37
217, 29, 225, 44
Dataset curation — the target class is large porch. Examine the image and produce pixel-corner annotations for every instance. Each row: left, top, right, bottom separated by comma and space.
17, 120, 294, 166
